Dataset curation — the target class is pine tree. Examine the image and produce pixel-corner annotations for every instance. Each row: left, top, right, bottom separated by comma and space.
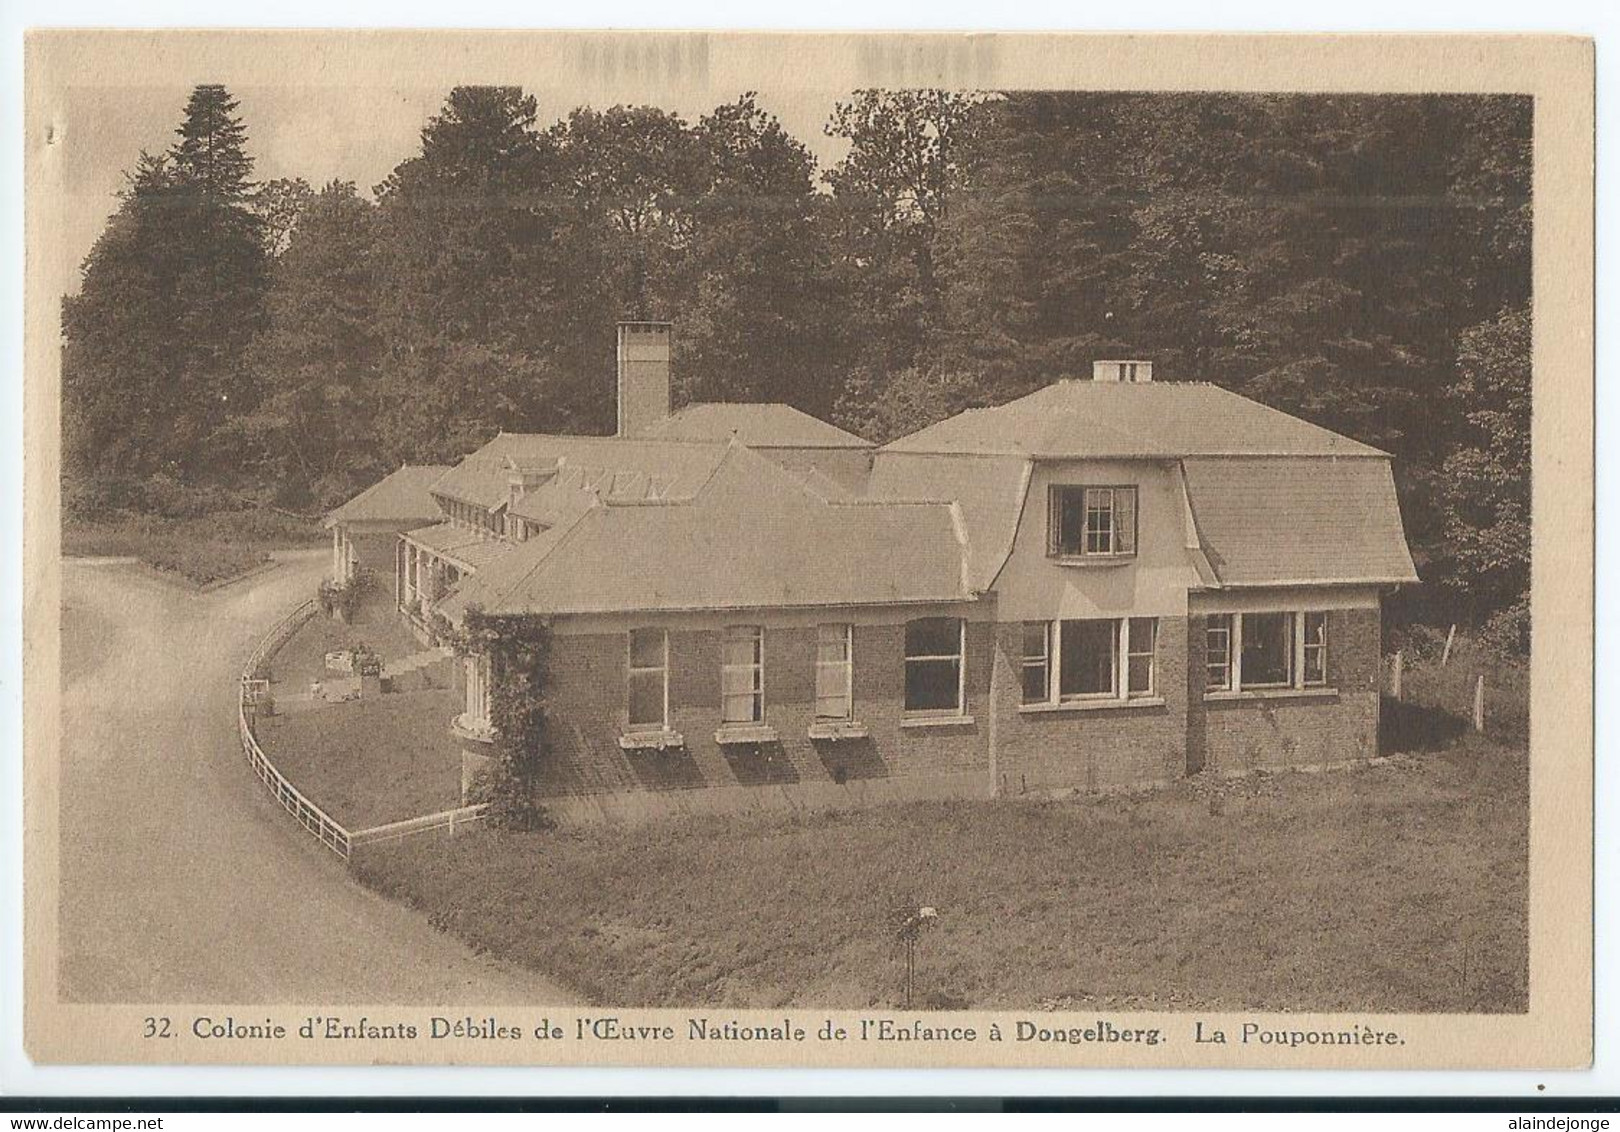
61, 83, 268, 494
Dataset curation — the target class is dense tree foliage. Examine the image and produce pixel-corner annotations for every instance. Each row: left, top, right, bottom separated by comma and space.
60, 85, 1533, 641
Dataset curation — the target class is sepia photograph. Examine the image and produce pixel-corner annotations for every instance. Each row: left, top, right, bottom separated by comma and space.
19, 30, 1593, 1072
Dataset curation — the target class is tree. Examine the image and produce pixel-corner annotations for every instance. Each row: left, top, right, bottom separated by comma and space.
61, 84, 268, 488
371, 86, 602, 451
823, 90, 984, 378
1432, 305, 1531, 649
253, 177, 315, 257
233, 181, 386, 507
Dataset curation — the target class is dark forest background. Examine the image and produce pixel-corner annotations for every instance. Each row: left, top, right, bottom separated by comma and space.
60, 85, 1532, 648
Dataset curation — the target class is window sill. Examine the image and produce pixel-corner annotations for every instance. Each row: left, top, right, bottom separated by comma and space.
900, 713, 976, 730
618, 729, 685, 752
451, 713, 496, 744
1204, 686, 1338, 704
715, 724, 780, 745
1049, 554, 1137, 568
1019, 696, 1165, 714
808, 720, 870, 741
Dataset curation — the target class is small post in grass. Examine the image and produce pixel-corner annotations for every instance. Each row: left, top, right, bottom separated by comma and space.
1442, 624, 1457, 667
1391, 651, 1404, 700
1474, 676, 1486, 733
893, 904, 939, 1009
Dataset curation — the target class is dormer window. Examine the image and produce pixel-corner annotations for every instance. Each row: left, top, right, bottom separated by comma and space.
1048, 485, 1137, 559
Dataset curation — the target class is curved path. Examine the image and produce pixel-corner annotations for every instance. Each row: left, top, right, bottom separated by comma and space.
58, 552, 573, 1004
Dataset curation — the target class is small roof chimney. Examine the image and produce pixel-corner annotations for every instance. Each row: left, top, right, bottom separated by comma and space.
1093, 359, 1153, 383
617, 321, 672, 437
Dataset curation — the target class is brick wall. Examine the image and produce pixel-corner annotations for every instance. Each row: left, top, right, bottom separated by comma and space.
460, 604, 1383, 820
1188, 607, 1381, 775
525, 619, 994, 811
992, 617, 1191, 796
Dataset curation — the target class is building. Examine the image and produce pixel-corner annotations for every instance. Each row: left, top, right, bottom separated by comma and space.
324, 464, 449, 585
333, 324, 1418, 823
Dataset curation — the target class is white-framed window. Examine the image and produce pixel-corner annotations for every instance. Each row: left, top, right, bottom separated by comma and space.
1020, 621, 1052, 704
627, 628, 669, 731
1059, 618, 1119, 699
1303, 612, 1329, 687
1206, 614, 1234, 691
904, 617, 965, 715
1207, 611, 1332, 693
721, 625, 764, 724
815, 624, 854, 720
1127, 617, 1157, 696
1048, 485, 1138, 558
1242, 611, 1294, 689
1022, 618, 1158, 705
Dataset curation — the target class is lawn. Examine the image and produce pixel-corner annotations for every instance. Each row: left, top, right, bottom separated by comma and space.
63, 507, 324, 586
256, 687, 465, 829
355, 726, 1528, 1013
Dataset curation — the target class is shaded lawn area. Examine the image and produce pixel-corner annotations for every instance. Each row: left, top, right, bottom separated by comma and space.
256, 688, 464, 829
270, 593, 435, 693
63, 509, 322, 586
356, 733, 1527, 1013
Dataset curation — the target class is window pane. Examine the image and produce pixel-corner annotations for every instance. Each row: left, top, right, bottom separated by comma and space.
905, 658, 961, 712
1127, 617, 1156, 694
1304, 612, 1328, 685
817, 624, 850, 665
1242, 612, 1293, 687
628, 670, 663, 727
1084, 488, 1114, 553
1021, 662, 1049, 704
722, 626, 761, 667
815, 663, 850, 718
629, 628, 664, 669
722, 692, 760, 724
1059, 619, 1117, 698
1115, 488, 1137, 553
1206, 616, 1232, 688
905, 617, 960, 658
1056, 488, 1085, 555
721, 664, 759, 699
1021, 621, 1050, 704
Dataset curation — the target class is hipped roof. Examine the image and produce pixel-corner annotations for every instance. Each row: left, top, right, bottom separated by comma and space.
324, 465, 450, 527
438, 443, 970, 619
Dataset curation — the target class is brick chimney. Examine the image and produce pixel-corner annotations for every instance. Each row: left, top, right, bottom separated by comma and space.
616, 321, 672, 437
1092, 359, 1153, 383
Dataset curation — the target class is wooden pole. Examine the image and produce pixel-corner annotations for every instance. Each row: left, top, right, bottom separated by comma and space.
1442, 624, 1457, 667
1392, 651, 1404, 700
1474, 676, 1485, 733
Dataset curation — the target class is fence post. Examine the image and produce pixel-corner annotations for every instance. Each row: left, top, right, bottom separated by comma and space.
1473, 676, 1485, 733
1391, 651, 1403, 700
1442, 624, 1457, 667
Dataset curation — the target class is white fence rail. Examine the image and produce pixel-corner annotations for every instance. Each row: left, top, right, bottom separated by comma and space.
350, 804, 488, 848
237, 596, 487, 861
238, 598, 355, 859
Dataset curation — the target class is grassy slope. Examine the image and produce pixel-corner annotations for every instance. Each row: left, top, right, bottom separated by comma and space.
356, 731, 1527, 1013
63, 509, 324, 585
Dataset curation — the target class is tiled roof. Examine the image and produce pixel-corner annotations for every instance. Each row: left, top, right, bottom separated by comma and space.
437, 443, 970, 619
865, 453, 1031, 591
1182, 457, 1419, 587
882, 381, 1388, 459
402, 522, 516, 572
324, 465, 450, 527
637, 403, 873, 449
429, 434, 730, 509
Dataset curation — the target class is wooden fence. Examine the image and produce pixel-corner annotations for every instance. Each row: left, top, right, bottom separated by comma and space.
237, 596, 485, 862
